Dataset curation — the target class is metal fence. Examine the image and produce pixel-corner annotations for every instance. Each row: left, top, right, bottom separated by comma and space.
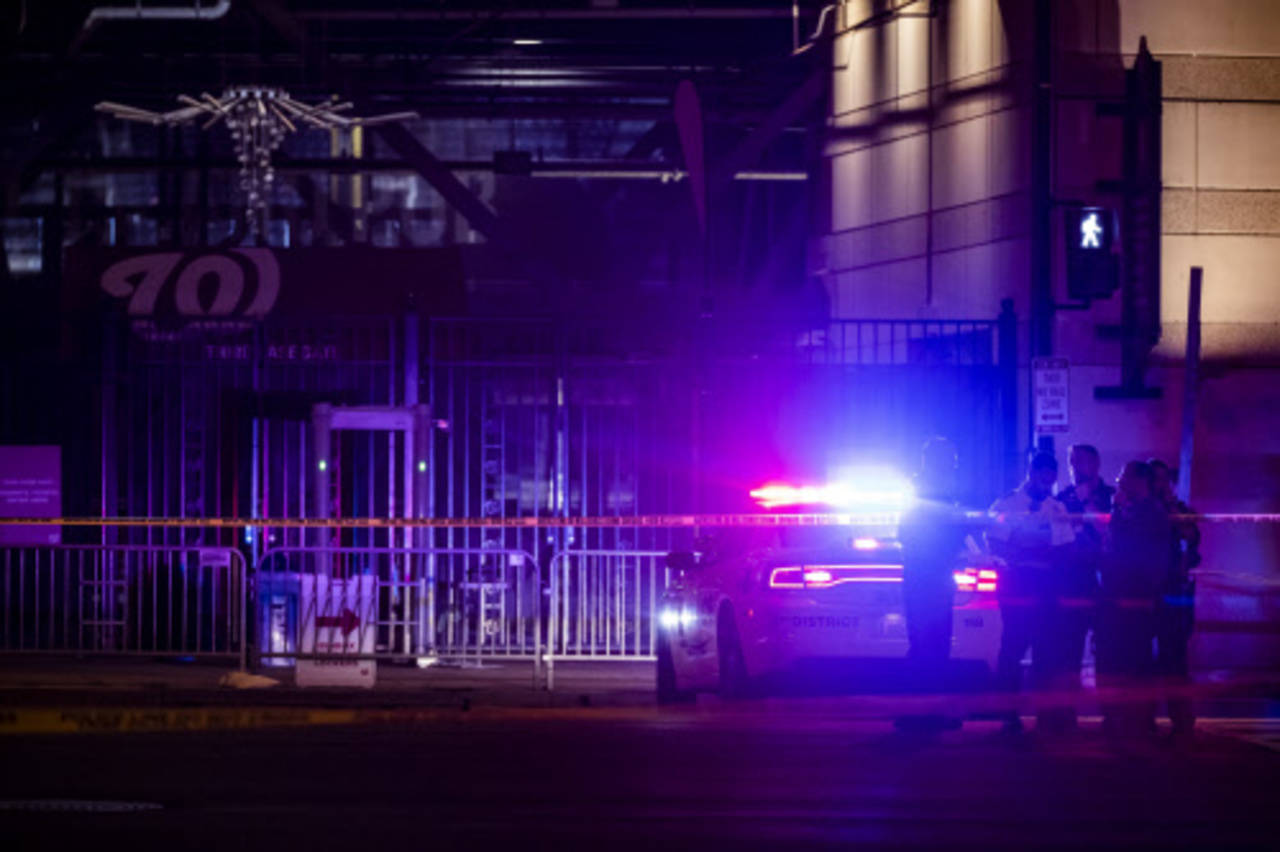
255, 545, 542, 669
545, 549, 668, 689
0, 544, 246, 667
253, 543, 662, 686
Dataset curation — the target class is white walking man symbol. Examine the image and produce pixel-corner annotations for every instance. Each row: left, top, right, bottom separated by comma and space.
1080, 212, 1103, 249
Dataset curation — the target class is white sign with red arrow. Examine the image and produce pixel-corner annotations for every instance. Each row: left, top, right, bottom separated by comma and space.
296, 574, 378, 689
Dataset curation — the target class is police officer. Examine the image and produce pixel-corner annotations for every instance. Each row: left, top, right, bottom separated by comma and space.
1149, 459, 1200, 741
1057, 444, 1116, 517
1051, 444, 1115, 731
987, 452, 1075, 733
1098, 461, 1171, 737
896, 437, 970, 732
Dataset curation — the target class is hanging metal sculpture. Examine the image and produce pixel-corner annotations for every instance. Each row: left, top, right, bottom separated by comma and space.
95, 87, 416, 237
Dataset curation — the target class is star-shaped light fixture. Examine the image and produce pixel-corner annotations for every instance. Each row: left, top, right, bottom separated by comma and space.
96, 88, 417, 237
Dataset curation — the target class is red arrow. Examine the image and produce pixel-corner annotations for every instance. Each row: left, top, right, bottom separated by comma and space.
315, 608, 360, 635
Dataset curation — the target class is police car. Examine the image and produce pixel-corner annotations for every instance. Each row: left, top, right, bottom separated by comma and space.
655, 478, 1002, 702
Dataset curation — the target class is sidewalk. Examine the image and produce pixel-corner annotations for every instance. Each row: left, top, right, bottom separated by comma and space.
1, 657, 1276, 716
0, 657, 656, 709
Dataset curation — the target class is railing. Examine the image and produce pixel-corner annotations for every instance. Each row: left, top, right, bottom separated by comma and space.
545, 549, 668, 689
255, 546, 542, 671
0, 544, 246, 669
3, 526, 1280, 692
799, 319, 1001, 366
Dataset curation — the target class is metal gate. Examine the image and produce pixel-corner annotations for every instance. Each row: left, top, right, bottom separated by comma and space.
545, 548, 668, 688
426, 320, 693, 568
427, 315, 1015, 533
101, 315, 406, 552
255, 545, 541, 667
0, 544, 246, 667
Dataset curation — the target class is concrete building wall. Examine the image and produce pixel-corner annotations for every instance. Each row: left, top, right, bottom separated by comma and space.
823, 0, 1280, 667
1053, 0, 1280, 505
823, 0, 1279, 491
1060, 1, 1280, 667
823, 0, 1030, 320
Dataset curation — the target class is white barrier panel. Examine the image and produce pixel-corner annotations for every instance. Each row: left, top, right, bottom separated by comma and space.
545, 549, 668, 690
255, 546, 541, 673
296, 574, 378, 688
0, 544, 246, 668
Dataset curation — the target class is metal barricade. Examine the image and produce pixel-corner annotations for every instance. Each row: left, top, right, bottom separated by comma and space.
0, 545, 247, 669
254, 546, 542, 670
545, 549, 668, 689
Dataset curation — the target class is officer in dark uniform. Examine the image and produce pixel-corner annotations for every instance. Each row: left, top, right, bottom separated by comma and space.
1052, 444, 1115, 731
895, 437, 970, 732
1149, 459, 1200, 741
1098, 461, 1171, 736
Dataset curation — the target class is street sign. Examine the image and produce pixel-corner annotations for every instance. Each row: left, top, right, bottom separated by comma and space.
0, 446, 61, 546
1033, 357, 1070, 434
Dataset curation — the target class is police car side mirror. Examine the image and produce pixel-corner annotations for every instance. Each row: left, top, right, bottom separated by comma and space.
665, 550, 699, 573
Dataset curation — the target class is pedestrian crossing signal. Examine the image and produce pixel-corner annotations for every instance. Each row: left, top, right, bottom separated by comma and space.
1065, 206, 1119, 300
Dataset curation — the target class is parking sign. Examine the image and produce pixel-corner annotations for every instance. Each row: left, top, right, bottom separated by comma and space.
1033, 358, 1070, 434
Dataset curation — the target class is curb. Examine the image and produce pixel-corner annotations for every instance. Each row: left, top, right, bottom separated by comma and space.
0, 706, 366, 736
0, 704, 664, 736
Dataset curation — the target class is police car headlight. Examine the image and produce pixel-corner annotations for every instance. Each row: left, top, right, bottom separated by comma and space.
659, 606, 698, 631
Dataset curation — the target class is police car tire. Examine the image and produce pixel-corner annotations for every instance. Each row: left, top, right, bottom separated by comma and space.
718, 606, 751, 700
656, 636, 694, 705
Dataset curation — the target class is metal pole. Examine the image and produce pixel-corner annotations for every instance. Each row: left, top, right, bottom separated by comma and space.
1176, 267, 1202, 505
238, 550, 248, 671
998, 299, 1020, 492
1030, 0, 1054, 456
312, 404, 333, 577
413, 403, 432, 656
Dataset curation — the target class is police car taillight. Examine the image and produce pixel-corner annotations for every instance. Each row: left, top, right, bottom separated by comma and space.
953, 567, 998, 593
769, 565, 903, 589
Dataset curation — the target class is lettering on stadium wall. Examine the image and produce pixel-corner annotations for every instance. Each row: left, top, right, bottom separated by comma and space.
100, 249, 280, 320
202, 343, 341, 362
62, 245, 468, 346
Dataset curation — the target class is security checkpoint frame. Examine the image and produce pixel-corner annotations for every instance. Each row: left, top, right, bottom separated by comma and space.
309, 403, 432, 655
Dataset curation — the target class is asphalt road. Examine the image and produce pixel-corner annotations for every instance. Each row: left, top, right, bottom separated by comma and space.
2, 708, 1278, 851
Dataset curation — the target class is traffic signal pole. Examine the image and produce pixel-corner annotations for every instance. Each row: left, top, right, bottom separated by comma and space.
1030, 0, 1055, 456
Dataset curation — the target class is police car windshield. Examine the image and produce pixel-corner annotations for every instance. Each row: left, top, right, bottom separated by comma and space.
698, 525, 898, 561
764, 543, 903, 567
778, 526, 854, 551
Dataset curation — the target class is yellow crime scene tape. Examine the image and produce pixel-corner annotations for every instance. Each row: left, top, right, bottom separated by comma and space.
0, 512, 1278, 528
0, 706, 363, 736
0, 705, 694, 736
0, 514, 890, 528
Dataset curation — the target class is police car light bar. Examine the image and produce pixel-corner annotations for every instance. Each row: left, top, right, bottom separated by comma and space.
750, 478, 913, 510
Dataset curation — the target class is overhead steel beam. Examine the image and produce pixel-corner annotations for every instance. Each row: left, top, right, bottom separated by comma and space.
246, 0, 310, 54
293, 8, 792, 22
292, 175, 355, 245
246, 0, 508, 247
708, 68, 824, 194
372, 124, 504, 244
31, 155, 806, 179
0, 97, 95, 212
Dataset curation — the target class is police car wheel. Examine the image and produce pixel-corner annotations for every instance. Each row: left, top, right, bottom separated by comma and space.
656, 636, 694, 705
718, 606, 751, 700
